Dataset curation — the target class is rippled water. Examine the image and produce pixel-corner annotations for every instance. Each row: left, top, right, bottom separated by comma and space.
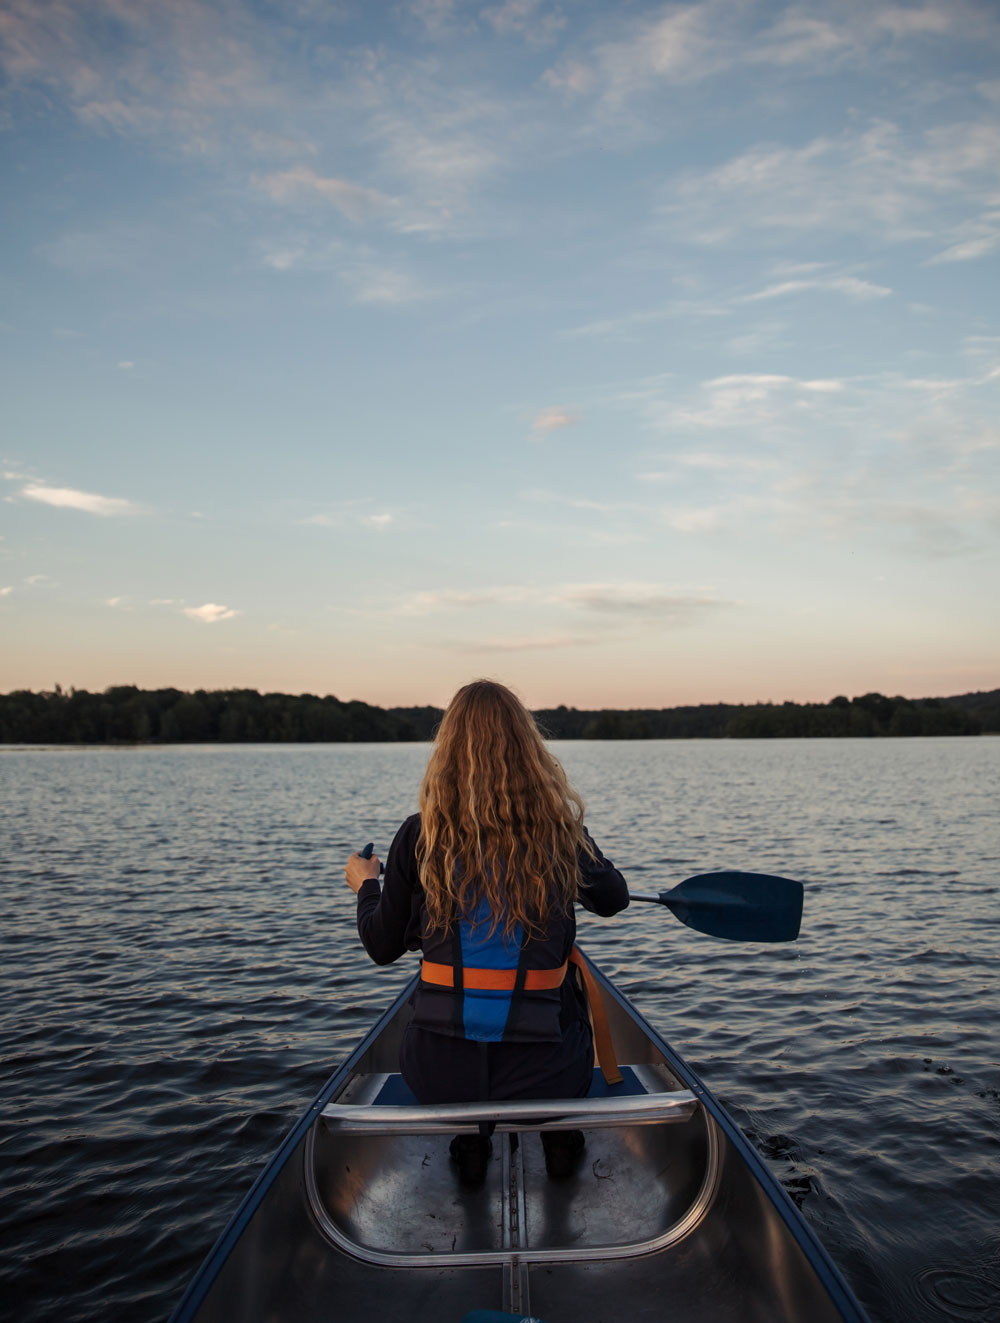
2, 739, 999, 1322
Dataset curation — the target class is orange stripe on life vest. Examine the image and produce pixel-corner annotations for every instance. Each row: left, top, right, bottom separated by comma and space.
420, 959, 568, 992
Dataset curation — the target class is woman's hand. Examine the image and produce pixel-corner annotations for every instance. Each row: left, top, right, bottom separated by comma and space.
345, 851, 381, 894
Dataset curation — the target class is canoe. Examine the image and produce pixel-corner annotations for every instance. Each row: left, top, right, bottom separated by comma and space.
170, 960, 871, 1323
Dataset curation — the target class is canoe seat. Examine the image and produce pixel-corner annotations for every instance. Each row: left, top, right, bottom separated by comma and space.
320, 1065, 697, 1133
370, 1065, 652, 1107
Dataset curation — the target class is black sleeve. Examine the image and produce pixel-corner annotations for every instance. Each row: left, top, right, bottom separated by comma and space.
577, 827, 630, 916
356, 815, 424, 966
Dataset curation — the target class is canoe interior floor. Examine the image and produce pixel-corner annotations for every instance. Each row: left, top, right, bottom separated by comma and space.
311, 1126, 707, 1257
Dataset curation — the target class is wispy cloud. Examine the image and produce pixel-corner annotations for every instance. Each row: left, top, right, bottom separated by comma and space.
0, 0, 285, 150
345, 265, 428, 305
661, 119, 1000, 248
254, 167, 390, 223
22, 483, 144, 516
543, 3, 1000, 116
398, 581, 735, 621
257, 235, 432, 304
440, 633, 600, 653
182, 603, 239, 624
519, 488, 626, 513
303, 502, 396, 528
641, 372, 847, 432
559, 582, 735, 618
928, 216, 1000, 263
401, 587, 532, 614
0, 586, 12, 598
532, 406, 579, 431
480, 0, 567, 46
741, 275, 892, 301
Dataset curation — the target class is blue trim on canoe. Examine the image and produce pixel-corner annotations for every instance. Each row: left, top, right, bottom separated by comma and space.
596, 969, 871, 1323
169, 984, 418, 1323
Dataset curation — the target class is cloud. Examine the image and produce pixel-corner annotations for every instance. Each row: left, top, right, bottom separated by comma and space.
741, 276, 892, 302
664, 505, 730, 534
639, 451, 778, 478
410, 0, 461, 34
0, 586, 12, 597
117, 360, 134, 369
661, 119, 1000, 247
543, 3, 999, 116
401, 587, 531, 614
303, 502, 396, 528
182, 602, 239, 624
638, 372, 859, 434
0, 0, 284, 151
22, 483, 143, 516
399, 580, 735, 622
541, 60, 594, 95
532, 406, 579, 431
480, 0, 567, 46
106, 596, 124, 607
441, 633, 600, 653
257, 236, 431, 304
929, 220, 1000, 263
559, 582, 735, 617
519, 487, 625, 513
254, 167, 390, 223
261, 247, 306, 271
347, 265, 427, 305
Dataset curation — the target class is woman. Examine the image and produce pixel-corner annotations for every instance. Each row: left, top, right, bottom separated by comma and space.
344, 679, 629, 1184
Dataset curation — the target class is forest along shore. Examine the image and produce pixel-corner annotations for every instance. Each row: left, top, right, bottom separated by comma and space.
1, 686, 997, 744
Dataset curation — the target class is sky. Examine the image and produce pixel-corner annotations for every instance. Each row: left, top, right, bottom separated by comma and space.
1, 0, 999, 710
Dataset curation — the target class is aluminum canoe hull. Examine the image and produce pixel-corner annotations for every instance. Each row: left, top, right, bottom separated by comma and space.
171, 965, 870, 1323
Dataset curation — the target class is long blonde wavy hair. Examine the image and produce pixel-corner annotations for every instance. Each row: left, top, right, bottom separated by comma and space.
417, 679, 593, 939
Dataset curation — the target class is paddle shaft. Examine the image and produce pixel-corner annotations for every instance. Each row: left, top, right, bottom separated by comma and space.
358, 843, 801, 943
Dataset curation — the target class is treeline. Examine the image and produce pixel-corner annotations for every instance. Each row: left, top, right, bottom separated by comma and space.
1, 685, 997, 744
535, 692, 997, 739
0, 686, 441, 745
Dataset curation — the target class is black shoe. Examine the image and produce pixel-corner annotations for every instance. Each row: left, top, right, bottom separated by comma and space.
541, 1129, 585, 1178
449, 1134, 492, 1186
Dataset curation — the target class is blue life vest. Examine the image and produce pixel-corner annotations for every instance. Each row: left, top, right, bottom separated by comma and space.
411, 892, 576, 1044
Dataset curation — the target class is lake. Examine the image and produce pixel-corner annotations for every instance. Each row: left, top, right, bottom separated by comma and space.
2, 738, 998, 1322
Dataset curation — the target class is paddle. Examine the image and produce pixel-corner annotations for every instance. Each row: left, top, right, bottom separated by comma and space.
628, 871, 803, 943
357, 845, 801, 943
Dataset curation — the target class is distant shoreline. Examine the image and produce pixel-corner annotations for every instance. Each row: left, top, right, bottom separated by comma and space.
1, 685, 997, 743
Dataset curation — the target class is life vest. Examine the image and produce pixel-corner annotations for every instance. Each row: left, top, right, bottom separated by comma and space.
411, 895, 622, 1084
411, 894, 572, 1044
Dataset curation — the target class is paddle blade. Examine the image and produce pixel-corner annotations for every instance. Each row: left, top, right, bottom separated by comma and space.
659, 871, 803, 943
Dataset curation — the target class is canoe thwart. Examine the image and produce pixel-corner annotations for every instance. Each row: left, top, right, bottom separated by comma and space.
320, 1089, 699, 1134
